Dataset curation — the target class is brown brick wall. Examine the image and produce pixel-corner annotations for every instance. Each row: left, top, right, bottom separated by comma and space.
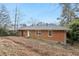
18, 30, 66, 42
18, 30, 27, 37
30, 30, 36, 39
53, 30, 65, 42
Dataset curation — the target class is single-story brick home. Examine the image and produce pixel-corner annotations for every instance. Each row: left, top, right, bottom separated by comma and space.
18, 25, 69, 44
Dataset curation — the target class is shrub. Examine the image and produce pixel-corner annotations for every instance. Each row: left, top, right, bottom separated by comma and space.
67, 19, 79, 45
0, 28, 17, 36
0, 28, 8, 36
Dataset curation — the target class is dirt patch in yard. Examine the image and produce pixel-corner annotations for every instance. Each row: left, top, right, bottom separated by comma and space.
0, 36, 79, 56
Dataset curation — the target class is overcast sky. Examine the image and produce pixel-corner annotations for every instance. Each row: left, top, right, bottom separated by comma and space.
0, 3, 61, 25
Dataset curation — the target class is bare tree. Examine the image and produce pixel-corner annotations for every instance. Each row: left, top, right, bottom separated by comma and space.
14, 5, 21, 30
59, 3, 76, 26
0, 4, 11, 29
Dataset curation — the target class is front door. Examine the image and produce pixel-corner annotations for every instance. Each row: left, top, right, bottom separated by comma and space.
27, 31, 30, 37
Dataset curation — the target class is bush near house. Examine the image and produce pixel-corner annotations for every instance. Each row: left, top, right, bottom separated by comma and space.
0, 28, 17, 36
8, 31, 18, 36
67, 19, 79, 45
0, 28, 8, 36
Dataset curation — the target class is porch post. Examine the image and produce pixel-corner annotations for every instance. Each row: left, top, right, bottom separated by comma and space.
64, 31, 67, 46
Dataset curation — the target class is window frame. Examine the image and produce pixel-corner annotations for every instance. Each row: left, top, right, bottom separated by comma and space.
48, 30, 52, 37
36, 30, 41, 36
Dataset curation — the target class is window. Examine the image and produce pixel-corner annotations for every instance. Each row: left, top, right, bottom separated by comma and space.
36, 31, 41, 36
48, 31, 52, 37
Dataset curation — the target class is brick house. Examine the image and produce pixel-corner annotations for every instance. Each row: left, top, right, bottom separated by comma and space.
18, 26, 69, 44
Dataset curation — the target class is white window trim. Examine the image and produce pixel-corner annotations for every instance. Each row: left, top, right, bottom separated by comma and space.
48, 30, 52, 37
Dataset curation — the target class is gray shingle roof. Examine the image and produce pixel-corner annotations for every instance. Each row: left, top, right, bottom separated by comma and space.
18, 25, 69, 31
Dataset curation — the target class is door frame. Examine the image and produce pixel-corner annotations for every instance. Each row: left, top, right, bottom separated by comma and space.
27, 30, 30, 37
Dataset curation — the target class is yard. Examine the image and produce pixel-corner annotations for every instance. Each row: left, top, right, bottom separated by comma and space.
0, 36, 79, 56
